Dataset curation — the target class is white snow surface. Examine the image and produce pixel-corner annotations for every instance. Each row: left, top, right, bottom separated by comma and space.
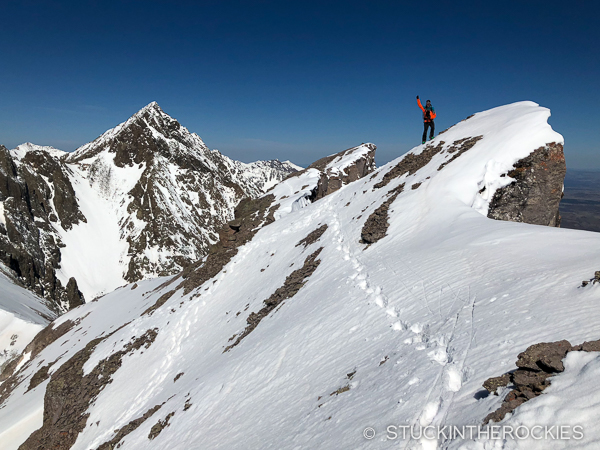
0, 263, 55, 374
10, 143, 67, 161
2, 102, 600, 450
54, 155, 136, 299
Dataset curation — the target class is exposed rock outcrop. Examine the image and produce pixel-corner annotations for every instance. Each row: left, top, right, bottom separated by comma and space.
482, 338, 599, 424
487, 142, 566, 226
580, 270, 600, 287
309, 144, 376, 200
0, 145, 82, 312
360, 184, 405, 245
19, 328, 158, 450
373, 136, 482, 189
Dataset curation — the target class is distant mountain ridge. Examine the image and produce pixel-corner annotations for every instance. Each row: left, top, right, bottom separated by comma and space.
0, 102, 299, 311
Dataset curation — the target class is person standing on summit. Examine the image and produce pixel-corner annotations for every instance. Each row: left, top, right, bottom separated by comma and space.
417, 96, 436, 144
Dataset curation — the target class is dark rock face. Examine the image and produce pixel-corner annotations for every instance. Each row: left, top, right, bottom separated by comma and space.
66, 102, 297, 285
436, 136, 483, 171
374, 141, 445, 189
0, 145, 84, 312
65, 277, 85, 310
296, 224, 328, 248
19, 328, 158, 450
285, 144, 375, 199
515, 340, 571, 373
487, 142, 566, 227
482, 340, 571, 424
373, 136, 482, 189
148, 411, 175, 440
482, 338, 598, 424
96, 403, 164, 450
310, 144, 376, 200
360, 184, 405, 245
20, 150, 85, 230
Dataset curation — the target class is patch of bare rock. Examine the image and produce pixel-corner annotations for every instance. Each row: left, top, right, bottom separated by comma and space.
580, 270, 600, 287
19, 328, 158, 450
482, 338, 600, 424
360, 184, 405, 245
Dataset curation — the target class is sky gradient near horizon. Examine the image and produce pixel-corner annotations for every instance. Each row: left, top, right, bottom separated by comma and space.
1, 1, 598, 169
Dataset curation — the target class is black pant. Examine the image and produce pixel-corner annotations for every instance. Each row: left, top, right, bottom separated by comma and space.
422, 121, 435, 142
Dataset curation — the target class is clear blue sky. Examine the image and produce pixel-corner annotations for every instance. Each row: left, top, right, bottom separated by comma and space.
1, 1, 598, 169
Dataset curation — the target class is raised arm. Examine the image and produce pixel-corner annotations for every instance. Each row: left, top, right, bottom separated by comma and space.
416, 96, 425, 112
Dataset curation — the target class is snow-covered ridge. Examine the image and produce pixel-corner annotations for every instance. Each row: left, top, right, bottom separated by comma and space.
1, 101, 592, 450
269, 143, 376, 220
380, 102, 562, 217
10, 142, 67, 161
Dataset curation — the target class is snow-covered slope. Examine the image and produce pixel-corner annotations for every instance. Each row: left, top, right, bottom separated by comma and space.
0, 103, 299, 308
2, 102, 599, 450
0, 263, 56, 375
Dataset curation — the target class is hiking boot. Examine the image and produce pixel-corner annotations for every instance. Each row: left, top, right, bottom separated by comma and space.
422, 140, 426, 144
429, 136, 434, 141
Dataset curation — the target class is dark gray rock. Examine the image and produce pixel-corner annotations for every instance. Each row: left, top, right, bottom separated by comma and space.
65, 277, 85, 310
360, 184, 404, 245
0, 145, 82, 312
480, 338, 600, 425
572, 339, 600, 352
515, 340, 572, 373
309, 144, 376, 200
482, 373, 510, 395
488, 142, 566, 227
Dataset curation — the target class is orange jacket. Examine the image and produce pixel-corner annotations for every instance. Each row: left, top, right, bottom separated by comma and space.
417, 98, 436, 122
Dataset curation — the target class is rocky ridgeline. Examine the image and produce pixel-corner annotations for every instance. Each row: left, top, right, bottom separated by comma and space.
483, 338, 600, 424
305, 143, 376, 200
0, 103, 298, 312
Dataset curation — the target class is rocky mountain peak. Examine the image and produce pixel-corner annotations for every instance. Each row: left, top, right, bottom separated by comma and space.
1, 102, 300, 310
126, 101, 185, 138
67, 102, 205, 167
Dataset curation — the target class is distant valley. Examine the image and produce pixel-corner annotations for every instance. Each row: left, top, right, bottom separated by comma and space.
560, 169, 600, 232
